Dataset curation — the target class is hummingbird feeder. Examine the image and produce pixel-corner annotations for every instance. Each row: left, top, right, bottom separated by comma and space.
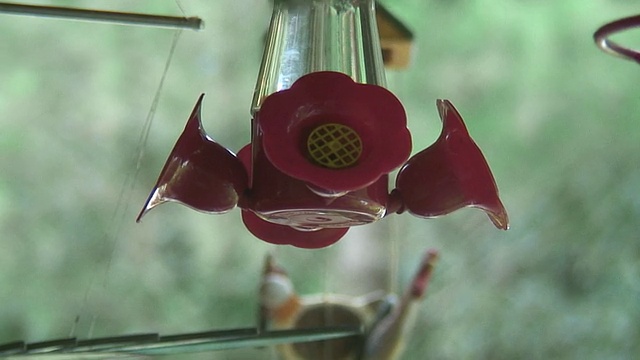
138, 0, 509, 248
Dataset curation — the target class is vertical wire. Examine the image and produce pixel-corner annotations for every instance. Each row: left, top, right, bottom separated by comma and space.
71, 28, 182, 338
389, 213, 400, 295
103, 28, 182, 282
321, 250, 331, 360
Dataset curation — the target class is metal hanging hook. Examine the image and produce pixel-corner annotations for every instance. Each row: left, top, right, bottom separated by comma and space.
594, 15, 640, 64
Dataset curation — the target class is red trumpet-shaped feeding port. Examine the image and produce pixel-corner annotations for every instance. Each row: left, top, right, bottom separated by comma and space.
257, 71, 412, 193
394, 100, 509, 230
136, 95, 248, 221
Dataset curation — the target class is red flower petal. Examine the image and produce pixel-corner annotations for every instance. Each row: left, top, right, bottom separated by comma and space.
258, 71, 411, 192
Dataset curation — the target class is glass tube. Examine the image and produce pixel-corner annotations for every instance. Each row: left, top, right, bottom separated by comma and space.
251, 0, 386, 114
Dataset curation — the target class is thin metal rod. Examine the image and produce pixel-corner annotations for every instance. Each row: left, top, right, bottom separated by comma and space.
0, 2, 204, 30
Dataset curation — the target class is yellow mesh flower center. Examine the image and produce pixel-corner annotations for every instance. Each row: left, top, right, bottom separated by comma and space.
307, 123, 362, 169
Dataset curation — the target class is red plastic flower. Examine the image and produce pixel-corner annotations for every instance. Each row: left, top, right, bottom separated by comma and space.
137, 95, 248, 221
257, 71, 412, 192
394, 100, 509, 230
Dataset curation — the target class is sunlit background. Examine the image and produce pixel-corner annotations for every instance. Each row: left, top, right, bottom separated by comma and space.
1, 0, 639, 359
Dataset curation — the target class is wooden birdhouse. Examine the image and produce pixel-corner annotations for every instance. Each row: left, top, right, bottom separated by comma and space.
376, 3, 414, 69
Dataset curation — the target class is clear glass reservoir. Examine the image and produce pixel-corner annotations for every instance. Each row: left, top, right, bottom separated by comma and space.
251, 0, 386, 114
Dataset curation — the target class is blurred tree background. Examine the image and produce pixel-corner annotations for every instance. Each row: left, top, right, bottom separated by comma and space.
1, 0, 639, 359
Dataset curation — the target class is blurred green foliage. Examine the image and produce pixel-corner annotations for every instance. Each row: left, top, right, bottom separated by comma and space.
0, 0, 639, 359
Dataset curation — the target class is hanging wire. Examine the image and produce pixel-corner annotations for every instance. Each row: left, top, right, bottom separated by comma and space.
104, 25, 183, 292
71, 28, 183, 339
388, 216, 400, 295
